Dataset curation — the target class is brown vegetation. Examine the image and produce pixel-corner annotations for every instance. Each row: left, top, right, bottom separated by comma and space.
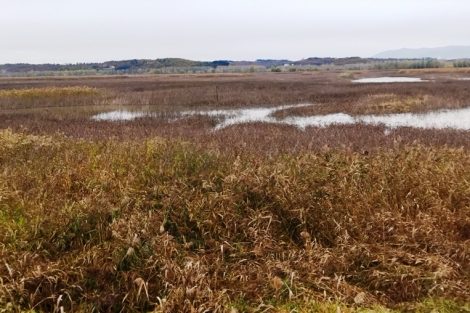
0, 70, 469, 152
0, 87, 103, 110
0, 131, 469, 311
1, 71, 470, 115
0, 70, 469, 312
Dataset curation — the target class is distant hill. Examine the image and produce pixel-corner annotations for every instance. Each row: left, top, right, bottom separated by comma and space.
374, 46, 470, 60
232, 57, 378, 67
293, 57, 369, 66
0, 57, 379, 74
0, 58, 230, 74
3, 55, 470, 75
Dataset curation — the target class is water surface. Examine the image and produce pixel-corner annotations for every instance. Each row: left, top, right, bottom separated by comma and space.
91, 105, 470, 131
357, 108, 470, 130
285, 107, 470, 130
91, 110, 149, 121
352, 77, 425, 83
181, 103, 313, 130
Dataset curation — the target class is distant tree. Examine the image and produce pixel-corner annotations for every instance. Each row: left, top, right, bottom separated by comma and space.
211, 60, 230, 68
453, 60, 470, 68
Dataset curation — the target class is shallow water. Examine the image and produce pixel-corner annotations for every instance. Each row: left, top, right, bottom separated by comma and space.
91, 105, 470, 131
281, 107, 470, 130
181, 103, 313, 130
356, 108, 470, 130
91, 110, 149, 121
352, 77, 425, 83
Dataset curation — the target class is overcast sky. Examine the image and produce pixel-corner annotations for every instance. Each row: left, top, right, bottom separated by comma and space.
1, 0, 469, 64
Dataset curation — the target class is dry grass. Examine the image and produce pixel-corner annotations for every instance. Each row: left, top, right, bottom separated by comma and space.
0, 70, 470, 153
359, 93, 431, 114
0, 86, 98, 98
1, 71, 469, 113
273, 93, 450, 117
0, 87, 103, 110
0, 70, 469, 312
1, 114, 470, 155
0, 130, 469, 312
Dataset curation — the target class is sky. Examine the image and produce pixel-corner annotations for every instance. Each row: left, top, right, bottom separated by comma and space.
1, 0, 470, 64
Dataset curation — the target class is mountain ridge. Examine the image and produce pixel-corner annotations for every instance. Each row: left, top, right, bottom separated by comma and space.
374, 45, 470, 59
0, 57, 371, 73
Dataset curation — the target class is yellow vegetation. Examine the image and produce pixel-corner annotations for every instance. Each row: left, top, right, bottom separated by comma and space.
0, 86, 99, 99
360, 93, 432, 114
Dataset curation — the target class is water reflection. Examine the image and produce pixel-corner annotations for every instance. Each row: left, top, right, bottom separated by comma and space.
91, 110, 148, 121
91, 105, 470, 131
181, 103, 313, 130
277, 107, 470, 130
356, 108, 470, 130
352, 77, 425, 83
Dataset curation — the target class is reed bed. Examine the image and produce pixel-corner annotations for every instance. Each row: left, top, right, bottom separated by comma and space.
1, 114, 470, 154
0, 87, 104, 110
0, 86, 98, 98
1, 71, 469, 312
0, 130, 468, 312
2, 72, 470, 114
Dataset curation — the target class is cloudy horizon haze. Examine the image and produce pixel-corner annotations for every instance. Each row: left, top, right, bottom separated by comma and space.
1, 0, 470, 64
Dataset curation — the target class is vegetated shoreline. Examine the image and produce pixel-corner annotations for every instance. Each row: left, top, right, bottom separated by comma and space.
0, 129, 469, 312
0, 70, 469, 311
3, 70, 470, 114
1, 71, 470, 154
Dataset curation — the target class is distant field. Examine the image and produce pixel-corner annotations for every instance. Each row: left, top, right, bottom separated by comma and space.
1, 70, 470, 151
0, 70, 469, 312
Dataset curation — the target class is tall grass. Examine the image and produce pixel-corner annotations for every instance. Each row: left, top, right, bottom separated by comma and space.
0, 86, 98, 98
0, 87, 102, 110
0, 129, 468, 312
1, 72, 469, 311
2, 72, 470, 113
